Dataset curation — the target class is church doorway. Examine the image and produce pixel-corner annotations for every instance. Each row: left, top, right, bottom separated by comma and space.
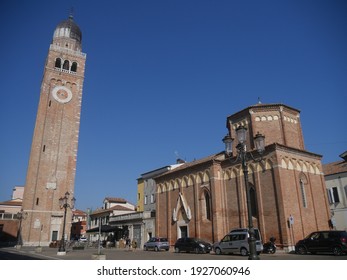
179, 226, 188, 238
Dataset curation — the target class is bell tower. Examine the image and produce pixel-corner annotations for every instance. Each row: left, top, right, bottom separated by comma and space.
21, 15, 86, 246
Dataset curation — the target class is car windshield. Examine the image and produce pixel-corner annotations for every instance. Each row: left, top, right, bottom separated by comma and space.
193, 238, 206, 243
254, 231, 260, 240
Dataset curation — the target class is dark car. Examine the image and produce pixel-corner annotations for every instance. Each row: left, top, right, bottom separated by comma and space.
295, 230, 347, 256
144, 237, 170, 251
174, 237, 212, 254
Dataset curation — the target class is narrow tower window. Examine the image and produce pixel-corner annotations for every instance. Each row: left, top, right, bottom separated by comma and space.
71, 62, 77, 72
63, 60, 70, 70
55, 58, 61, 68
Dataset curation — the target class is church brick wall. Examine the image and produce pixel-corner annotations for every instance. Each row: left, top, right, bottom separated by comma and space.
155, 138, 330, 251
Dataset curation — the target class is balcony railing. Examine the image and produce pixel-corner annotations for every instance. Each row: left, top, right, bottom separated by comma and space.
50, 44, 87, 58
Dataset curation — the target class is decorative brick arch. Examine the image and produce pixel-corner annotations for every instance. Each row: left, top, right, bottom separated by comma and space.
174, 179, 180, 191
223, 169, 232, 180
188, 175, 194, 187
168, 180, 174, 191
196, 172, 204, 184
203, 170, 210, 183
182, 176, 188, 188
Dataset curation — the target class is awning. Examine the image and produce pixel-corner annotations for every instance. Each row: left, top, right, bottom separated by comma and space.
86, 225, 119, 233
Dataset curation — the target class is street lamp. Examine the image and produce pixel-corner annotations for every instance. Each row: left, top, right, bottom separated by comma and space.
223, 125, 265, 260
58, 191, 76, 254
16, 210, 27, 248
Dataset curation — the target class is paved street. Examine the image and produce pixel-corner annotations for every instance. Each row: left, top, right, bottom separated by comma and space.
0, 246, 346, 260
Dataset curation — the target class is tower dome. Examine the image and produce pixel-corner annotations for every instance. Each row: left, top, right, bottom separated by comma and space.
53, 15, 82, 43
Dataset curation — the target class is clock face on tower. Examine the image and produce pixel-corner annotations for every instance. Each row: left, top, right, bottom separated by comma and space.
52, 85, 73, 103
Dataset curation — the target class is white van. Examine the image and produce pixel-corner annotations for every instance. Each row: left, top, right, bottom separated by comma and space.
213, 228, 263, 256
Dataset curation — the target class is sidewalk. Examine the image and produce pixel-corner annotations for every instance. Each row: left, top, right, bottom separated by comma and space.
3, 246, 132, 260
1, 245, 289, 260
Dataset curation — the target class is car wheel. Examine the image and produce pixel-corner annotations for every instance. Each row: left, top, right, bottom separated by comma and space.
154, 246, 159, 252
215, 247, 222, 255
194, 248, 200, 254
144, 246, 148, 251
296, 246, 307, 255
174, 247, 180, 253
240, 247, 248, 256
332, 246, 343, 256
267, 248, 275, 254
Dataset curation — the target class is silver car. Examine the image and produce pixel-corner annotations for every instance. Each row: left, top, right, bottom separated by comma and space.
213, 228, 263, 256
144, 237, 170, 251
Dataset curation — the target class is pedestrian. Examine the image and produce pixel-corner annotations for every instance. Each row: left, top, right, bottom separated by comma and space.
126, 237, 131, 250
131, 240, 137, 251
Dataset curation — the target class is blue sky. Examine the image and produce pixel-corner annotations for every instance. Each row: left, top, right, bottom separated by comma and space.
0, 0, 346, 211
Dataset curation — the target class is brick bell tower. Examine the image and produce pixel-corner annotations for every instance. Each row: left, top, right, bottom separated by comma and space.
21, 15, 86, 246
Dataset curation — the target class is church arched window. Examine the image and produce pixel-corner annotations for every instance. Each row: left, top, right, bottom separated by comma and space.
63, 60, 70, 70
201, 190, 211, 221
71, 62, 77, 72
55, 58, 61, 68
300, 179, 308, 208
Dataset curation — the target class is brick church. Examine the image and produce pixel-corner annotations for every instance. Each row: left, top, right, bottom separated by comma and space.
155, 103, 330, 251
21, 16, 86, 246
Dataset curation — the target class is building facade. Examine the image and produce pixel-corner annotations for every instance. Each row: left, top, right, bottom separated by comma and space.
137, 179, 145, 212
136, 163, 183, 243
155, 103, 330, 251
0, 187, 24, 245
21, 16, 86, 246
71, 209, 87, 240
88, 197, 136, 243
323, 151, 347, 231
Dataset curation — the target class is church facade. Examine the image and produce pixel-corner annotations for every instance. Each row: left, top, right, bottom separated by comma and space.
21, 16, 86, 246
155, 104, 330, 251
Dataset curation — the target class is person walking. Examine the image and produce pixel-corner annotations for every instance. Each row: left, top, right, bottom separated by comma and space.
131, 240, 137, 251
126, 238, 131, 250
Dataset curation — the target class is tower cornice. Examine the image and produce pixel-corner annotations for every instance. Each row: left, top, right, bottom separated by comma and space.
50, 44, 86, 58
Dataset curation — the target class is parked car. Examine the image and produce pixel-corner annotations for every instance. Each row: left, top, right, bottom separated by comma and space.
144, 237, 170, 251
213, 228, 263, 256
78, 237, 88, 242
295, 230, 347, 256
174, 237, 212, 253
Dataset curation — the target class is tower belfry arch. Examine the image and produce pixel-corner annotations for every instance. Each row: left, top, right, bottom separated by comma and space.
21, 15, 86, 246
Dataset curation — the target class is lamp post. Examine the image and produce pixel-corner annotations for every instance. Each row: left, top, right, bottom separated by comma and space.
223, 125, 265, 260
16, 210, 27, 249
58, 191, 76, 254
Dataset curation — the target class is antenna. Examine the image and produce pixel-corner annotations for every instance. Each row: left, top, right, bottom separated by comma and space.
175, 151, 186, 164
175, 151, 180, 160
69, 7, 75, 19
